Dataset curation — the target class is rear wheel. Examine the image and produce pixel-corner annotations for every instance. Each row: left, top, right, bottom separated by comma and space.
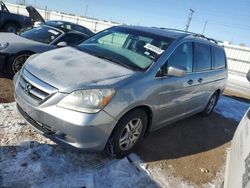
8, 53, 32, 77
4, 23, 18, 33
202, 92, 219, 116
106, 109, 147, 158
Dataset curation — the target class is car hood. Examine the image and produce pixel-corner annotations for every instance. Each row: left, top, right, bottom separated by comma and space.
26, 6, 45, 23
0, 33, 51, 53
25, 47, 134, 92
0, 33, 44, 45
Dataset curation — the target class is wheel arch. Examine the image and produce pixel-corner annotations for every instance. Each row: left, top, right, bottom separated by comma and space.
109, 104, 153, 140
3, 21, 21, 30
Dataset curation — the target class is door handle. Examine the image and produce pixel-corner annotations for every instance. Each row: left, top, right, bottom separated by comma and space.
187, 80, 194, 85
198, 78, 203, 83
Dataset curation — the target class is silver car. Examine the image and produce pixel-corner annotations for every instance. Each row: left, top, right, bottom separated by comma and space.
14, 26, 227, 157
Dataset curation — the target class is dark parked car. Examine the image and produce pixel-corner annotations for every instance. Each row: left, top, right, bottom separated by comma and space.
0, 1, 44, 33
0, 20, 94, 77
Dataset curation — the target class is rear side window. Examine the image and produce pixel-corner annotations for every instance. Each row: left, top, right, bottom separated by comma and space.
194, 43, 212, 72
214, 47, 226, 69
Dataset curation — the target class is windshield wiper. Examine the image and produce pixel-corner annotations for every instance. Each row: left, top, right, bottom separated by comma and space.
97, 55, 137, 70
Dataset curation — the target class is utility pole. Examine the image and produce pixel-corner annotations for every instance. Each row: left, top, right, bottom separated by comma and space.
184, 9, 194, 32
85, 5, 88, 17
202, 21, 208, 35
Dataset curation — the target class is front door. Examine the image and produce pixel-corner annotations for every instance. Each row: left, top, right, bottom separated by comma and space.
157, 42, 197, 127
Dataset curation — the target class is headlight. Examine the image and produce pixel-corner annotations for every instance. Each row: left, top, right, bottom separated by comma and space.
57, 89, 115, 113
0, 42, 9, 50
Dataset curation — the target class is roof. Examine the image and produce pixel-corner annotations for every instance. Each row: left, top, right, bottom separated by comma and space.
118, 25, 219, 46
119, 25, 189, 39
44, 20, 94, 36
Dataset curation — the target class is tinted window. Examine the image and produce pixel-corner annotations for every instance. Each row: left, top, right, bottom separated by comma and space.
73, 25, 94, 36
168, 42, 193, 72
214, 47, 226, 69
57, 33, 86, 45
21, 26, 62, 44
194, 43, 212, 71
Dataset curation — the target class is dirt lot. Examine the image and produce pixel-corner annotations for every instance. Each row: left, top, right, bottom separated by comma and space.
0, 76, 248, 186
0, 76, 14, 103
136, 113, 237, 185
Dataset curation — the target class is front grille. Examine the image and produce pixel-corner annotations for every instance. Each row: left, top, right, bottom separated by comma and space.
19, 69, 58, 103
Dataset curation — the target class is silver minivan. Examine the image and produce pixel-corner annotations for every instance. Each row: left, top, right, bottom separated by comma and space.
14, 26, 227, 157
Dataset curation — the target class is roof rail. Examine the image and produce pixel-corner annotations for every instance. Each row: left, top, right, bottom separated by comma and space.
153, 27, 218, 44
193, 34, 218, 44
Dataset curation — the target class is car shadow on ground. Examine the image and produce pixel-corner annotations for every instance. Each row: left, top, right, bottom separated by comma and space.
136, 112, 238, 162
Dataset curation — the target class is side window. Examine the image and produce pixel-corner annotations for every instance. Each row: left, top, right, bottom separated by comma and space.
214, 47, 226, 69
167, 42, 193, 72
194, 43, 212, 72
56, 33, 86, 46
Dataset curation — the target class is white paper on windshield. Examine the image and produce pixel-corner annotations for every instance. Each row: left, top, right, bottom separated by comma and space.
48, 29, 59, 35
144, 43, 164, 55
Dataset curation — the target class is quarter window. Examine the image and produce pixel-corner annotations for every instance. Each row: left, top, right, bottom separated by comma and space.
194, 43, 212, 71
167, 42, 193, 72
214, 47, 226, 69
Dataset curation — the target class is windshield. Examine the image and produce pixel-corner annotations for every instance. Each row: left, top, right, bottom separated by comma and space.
20, 26, 62, 44
77, 27, 173, 70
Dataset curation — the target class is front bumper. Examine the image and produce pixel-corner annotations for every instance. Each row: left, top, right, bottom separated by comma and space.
14, 72, 118, 151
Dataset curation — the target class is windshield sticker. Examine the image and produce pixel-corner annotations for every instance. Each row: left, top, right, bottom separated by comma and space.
48, 29, 59, 35
144, 43, 164, 55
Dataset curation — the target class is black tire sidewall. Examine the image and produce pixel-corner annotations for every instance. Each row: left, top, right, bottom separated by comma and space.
7, 53, 31, 78
109, 109, 147, 158
202, 93, 219, 116
4, 24, 18, 33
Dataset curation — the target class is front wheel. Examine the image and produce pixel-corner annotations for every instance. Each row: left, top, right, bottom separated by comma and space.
4, 23, 18, 33
202, 92, 219, 116
106, 109, 147, 158
8, 53, 32, 77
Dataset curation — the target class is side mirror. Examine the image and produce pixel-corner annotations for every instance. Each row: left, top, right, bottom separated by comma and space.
247, 70, 250, 82
159, 65, 187, 77
57, 41, 68, 48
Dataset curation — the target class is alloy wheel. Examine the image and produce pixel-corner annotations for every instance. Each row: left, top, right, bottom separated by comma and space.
12, 54, 30, 73
119, 118, 142, 151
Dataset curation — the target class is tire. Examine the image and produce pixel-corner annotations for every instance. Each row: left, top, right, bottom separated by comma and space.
7, 53, 32, 78
106, 109, 147, 158
202, 92, 219, 116
4, 23, 18, 33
